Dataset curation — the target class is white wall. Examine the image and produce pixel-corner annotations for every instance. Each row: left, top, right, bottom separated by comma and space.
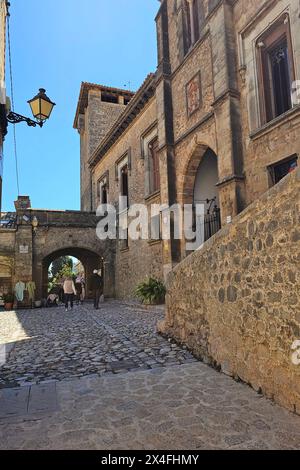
193, 149, 219, 212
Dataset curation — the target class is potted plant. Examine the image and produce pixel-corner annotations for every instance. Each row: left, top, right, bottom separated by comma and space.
135, 277, 166, 305
3, 293, 14, 311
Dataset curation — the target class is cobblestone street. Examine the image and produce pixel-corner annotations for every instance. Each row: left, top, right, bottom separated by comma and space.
0, 301, 196, 388
1, 301, 300, 450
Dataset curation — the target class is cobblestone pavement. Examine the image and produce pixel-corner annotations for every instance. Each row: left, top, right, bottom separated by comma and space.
0, 301, 196, 388
1, 301, 300, 450
1, 364, 300, 450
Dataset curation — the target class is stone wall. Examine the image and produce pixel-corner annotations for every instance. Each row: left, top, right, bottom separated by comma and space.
234, 0, 300, 207
0, 229, 15, 294
159, 169, 300, 413
0, 210, 115, 301
157, 0, 300, 227
79, 89, 126, 212
93, 97, 164, 299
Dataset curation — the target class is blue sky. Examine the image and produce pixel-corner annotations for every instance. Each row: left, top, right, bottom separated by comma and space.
3, 0, 158, 212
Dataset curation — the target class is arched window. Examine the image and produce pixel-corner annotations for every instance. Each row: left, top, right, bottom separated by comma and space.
101, 183, 108, 205
98, 174, 109, 205
184, 0, 201, 50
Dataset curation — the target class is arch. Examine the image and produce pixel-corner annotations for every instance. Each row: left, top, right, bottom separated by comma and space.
182, 143, 218, 205
41, 247, 104, 300
182, 145, 221, 252
193, 148, 219, 212
39, 233, 107, 263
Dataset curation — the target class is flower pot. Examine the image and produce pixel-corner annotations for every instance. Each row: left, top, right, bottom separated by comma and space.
4, 302, 13, 311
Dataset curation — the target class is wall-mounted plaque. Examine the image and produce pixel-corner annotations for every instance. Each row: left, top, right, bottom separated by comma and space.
19, 245, 29, 254
186, 73, 202, 117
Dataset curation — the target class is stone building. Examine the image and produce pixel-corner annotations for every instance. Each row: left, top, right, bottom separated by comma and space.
74, 0, 300, 298
74, 83, 135, 212
0, 199, 115, 303
0, 0, 8, 214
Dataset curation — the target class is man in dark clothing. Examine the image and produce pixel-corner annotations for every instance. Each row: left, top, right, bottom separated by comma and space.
91, 270, 103, 309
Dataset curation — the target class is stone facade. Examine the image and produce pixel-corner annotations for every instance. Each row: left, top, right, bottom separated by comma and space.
92, 88, 164, 299
158, 0, 300, 226
75, 0, 300, 299
159, 169, 300, 413
0, 228, 15, 296
74, 83, 134, 212
0, 208, 115, 303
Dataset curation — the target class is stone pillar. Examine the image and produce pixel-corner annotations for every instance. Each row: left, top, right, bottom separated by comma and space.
156, 0, 180, 279
210, 2, 246, 224
14, 224, 33, 287
32, 259, 44, 300
103, 254, 115, 298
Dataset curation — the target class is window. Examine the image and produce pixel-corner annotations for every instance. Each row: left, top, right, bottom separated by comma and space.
101, 93, 118, 104
150, 212, 162, 242
268, 155, 298, 186
257, 15, 295, 124
97, 173, 109, 205
141, 124, 158, 198
119, 162, 129, 249
101, 183, 108, 204
184, 0, 200, 51
148, 137, 160, 194
120, 164, 129, 204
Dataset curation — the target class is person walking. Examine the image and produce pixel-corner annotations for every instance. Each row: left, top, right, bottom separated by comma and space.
63, 276, 76, 312
80, 274, 86, 303
75, 275, 83, 305
91, 270, 103, 310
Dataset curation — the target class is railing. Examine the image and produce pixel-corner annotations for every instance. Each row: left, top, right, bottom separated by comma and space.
191, 207, 221, 245
203, 208, 221, 242
0, 212, 17, 229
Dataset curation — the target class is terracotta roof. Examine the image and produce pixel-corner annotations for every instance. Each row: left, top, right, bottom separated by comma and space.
73, 82, 135, 129
88, 73, 156, 168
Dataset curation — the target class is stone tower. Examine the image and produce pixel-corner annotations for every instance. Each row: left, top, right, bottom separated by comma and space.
73, 83, 134, 212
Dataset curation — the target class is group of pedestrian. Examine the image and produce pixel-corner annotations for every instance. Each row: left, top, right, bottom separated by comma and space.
63, 270, 103, 311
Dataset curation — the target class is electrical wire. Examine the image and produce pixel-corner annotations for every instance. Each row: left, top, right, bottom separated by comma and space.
6, 5, 20, 196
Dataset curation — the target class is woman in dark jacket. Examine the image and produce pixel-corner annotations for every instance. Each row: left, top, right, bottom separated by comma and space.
90, 270, 103, 309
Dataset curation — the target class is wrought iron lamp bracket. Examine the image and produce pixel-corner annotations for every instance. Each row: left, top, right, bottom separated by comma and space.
6, 111, 43, 128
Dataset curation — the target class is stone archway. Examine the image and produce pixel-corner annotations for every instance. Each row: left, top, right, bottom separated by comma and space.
182, 143, 219, 205
182, 145, 221, 253
193, 148, 219, 212
42, 247, 104, 300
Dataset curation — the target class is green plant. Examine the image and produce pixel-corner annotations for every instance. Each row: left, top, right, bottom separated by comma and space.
50, 256, 73, 278
3, 293, 14, 304
135, 277, 166, 305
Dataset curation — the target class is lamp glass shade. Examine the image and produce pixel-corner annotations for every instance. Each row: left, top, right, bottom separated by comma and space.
28, 89, 55, 122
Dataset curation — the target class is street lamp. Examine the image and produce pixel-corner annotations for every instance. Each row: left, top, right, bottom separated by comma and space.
7, 89, 56, 128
